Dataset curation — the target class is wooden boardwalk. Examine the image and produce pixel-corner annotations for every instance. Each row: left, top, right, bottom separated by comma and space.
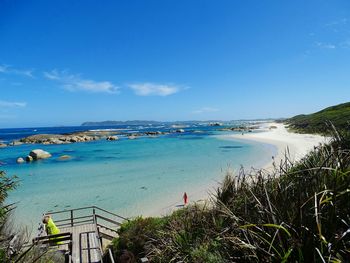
32, 206, 126, 263
61, 224, 102, 263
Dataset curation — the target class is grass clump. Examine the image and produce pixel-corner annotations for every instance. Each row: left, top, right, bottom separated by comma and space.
0, 171, 18, 262
110, 126, 350, 262
111, 216, 167, 261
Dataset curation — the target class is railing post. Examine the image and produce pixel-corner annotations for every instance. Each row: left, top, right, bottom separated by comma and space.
93, 207, 96, 224
108, 248, 115, 263
70, 210, 73, 227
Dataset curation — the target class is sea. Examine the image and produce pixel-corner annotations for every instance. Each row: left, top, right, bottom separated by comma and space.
0, 121, 276, 231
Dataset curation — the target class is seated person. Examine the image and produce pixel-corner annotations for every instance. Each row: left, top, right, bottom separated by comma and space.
42, 215, 62, 245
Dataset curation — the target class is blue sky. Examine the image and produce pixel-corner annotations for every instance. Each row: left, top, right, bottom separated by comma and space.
1, 0, 350, 127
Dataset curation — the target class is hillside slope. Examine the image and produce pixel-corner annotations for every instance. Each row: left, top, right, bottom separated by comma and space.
286, 102, 350, 134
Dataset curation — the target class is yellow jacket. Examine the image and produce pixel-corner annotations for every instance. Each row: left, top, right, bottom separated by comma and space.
46, 218, 62, 244
46, 218, 60, 235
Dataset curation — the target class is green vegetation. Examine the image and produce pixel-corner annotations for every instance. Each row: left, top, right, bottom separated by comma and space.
0, 171, 18, 262
286, 102, 350, 134
0, 171, 65, 263
110, 127, 350, 262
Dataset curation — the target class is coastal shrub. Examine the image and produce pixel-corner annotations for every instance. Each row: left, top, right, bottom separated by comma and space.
111, 216, 167, 260
0, 171, 18, 262
13, 245, 66, 263
0, 172, 63, 263
110, 127, 350, 262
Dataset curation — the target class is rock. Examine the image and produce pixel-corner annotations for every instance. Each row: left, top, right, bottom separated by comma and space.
16, 157, 25, 164
26, 155, 33, 162
209, 122, 223, 126
0, 143, 7, 148
70, 137, 78, 143
58, 155, 71, 160
176, 129, 185, 133
106, 136, 119, 141
29, 149, 52, 160
9, 141, 23, 146
50, 139, 64, 144
128, 135, 136, 140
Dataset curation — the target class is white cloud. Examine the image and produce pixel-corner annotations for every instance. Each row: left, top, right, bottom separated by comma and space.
192, 107, 219, 114
44, 70, 119, 94
0, 64, 34, 78
316, 42, 336, 49
128, 83, 182, 96
0, 100, 27, 108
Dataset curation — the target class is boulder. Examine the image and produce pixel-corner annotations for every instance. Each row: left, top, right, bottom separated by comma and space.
26, 155, 33, 162
9, 141, 23, 146
0, 143, 7, 148
176, 129, 185, 133
29, 149, 52, 160
70, 137, 78, 143
50, 139, 64, 144
16, 157, 25, 164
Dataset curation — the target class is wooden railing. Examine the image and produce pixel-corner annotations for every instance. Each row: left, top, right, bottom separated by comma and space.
46, 205, 128, 231
44, 206, 127, 263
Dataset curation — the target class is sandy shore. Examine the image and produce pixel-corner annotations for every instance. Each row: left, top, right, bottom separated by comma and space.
148, 122, 328, 217
227, 122, 328, 169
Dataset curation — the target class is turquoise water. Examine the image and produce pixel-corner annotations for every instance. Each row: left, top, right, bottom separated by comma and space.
1, 132, 276, 229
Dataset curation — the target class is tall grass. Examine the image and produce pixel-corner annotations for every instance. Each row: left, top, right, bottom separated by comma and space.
111, 127, 350, 262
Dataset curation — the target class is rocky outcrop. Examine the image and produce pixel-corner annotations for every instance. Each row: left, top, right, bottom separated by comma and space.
29, 149, 52, 160
144, 131, 163, 136
19, 134, 97, 145
218, 126, 259, 132
209, 122, 223, 126
8, 141, 23, 146
106, 136, 119, 141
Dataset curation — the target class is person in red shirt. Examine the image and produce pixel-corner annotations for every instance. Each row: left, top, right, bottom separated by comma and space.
183, 192, 188, 205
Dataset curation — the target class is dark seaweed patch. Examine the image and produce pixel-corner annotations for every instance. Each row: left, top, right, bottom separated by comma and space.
97, 156, 118, 160
219, 146, 243, 149
179, 136, 204, 140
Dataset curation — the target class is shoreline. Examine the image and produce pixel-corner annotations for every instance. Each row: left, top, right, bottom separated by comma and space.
147, 122, 328, 217
226, 122, 328, 170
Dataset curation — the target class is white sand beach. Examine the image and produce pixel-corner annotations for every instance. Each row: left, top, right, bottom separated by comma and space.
227, 122, 329, 169
150, 122, 329, 217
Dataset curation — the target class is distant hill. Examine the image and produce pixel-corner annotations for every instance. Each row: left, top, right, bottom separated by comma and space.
81, 120, 228, 126
286, 102, 350, 134
81, 120, 164, 126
